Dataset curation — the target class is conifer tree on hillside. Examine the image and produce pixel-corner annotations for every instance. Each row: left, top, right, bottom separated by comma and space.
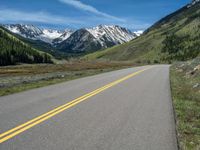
0, 27, 52, 66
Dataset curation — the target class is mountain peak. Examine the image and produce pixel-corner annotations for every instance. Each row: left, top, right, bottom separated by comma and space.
4, 24, 43, 39
3, 24, 73, 44
86, 25, 136, 46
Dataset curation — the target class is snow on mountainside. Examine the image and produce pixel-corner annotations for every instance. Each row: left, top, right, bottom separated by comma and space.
59, 30, 74, 41
192, 0, 200, 5
42, 29, 63, 40
3, 24, 73, 44
86, 25, 137, 46
4, 24, 43, 38
38, 29, 64, 43
133, 30, 143, 36
58, 25, 139, 53
187, 0, 200, 8
3, 24, 142, 53
52, 29, 74, 45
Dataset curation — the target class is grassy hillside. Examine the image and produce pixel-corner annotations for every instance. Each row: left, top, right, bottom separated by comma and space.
84, 2, 200, 63
0, 27, 53, 66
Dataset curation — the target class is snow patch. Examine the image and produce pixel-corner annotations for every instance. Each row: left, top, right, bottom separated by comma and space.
133, 30, 143, 36
187, 0, 200, 8
42, 29, 63, 39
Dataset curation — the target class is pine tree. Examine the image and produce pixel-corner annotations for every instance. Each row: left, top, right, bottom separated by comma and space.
0, 27, 53, 66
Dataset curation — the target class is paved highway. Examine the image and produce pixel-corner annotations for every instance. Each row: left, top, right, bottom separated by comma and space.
0, 65, 178, 150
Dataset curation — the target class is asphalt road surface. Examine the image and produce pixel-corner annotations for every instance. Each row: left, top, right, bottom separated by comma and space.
0, 65, 178, 150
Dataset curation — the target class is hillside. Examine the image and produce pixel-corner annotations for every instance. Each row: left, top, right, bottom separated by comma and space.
170, 57, 200, 149
0, 27, 52, 66
84, 1, 200, 63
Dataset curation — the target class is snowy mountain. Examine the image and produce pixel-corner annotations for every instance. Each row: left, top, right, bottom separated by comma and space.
58, 25, 138, 52
3, 24, 73, 44
52, 29, 74, 45
40, 29, 63, 43
86, 25, 137, 46
4, 24, 43, 39
57, 29, 102, 52
4, 24, 141, 53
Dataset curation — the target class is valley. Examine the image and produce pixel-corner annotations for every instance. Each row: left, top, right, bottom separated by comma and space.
0, 0, 199, 149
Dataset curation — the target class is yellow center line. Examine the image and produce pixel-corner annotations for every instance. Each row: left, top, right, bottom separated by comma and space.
0, 67, 152, 143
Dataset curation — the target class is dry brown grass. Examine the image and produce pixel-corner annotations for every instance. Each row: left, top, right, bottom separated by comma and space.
0, 61, 134, 77
0, 61, 134, 96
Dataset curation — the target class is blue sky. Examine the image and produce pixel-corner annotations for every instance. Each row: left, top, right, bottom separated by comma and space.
0, 0, 190, 31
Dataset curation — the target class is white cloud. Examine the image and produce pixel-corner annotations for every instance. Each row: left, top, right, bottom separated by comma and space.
0, 9, 82, 25
58, 0, 125, 22
0, 8, 150, 31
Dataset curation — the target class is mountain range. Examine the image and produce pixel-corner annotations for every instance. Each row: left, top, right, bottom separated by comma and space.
3, 24, 141, 54
1, 0, 199, 66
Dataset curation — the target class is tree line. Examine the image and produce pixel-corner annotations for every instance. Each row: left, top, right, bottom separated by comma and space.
0, 28, 52, 66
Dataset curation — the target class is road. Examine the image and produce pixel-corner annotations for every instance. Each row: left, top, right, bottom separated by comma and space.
0, 65, 178, 150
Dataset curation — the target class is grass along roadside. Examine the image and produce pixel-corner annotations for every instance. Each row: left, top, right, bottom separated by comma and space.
0, 61, 134, 96
170, 58, 200, 150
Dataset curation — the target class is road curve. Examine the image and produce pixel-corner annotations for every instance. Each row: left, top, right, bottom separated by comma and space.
0, 65, 178, 150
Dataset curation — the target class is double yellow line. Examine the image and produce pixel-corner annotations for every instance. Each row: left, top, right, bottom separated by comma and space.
0, 67, 151, 143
